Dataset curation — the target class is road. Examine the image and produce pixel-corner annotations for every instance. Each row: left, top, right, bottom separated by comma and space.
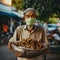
0, 45, 60, 60
0, 45, 16, 60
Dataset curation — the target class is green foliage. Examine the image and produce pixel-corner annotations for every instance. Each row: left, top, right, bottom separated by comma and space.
49, 13, 59, 23
12, 0, 24, 10
12, 0, 60, 22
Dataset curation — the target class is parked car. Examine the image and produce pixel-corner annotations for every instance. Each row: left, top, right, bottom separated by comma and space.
47, 24, 58, 32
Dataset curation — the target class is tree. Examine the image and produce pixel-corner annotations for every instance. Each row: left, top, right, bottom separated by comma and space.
12, 0, 60, 22
12, 0, 25, 11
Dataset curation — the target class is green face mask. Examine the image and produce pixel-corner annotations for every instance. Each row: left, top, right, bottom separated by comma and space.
25, 18, 36, 26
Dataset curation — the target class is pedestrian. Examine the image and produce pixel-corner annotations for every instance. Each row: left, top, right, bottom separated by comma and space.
8, 8, 49, 60
47, 29, 60, 44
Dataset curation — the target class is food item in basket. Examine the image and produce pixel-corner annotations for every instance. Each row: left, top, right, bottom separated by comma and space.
13, 39, 44, 50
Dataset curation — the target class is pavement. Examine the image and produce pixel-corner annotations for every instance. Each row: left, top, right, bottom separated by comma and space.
0, 45, 16, 60
0, 45, 60, 60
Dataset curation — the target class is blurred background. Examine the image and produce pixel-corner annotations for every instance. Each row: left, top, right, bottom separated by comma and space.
0, 0, 60, 60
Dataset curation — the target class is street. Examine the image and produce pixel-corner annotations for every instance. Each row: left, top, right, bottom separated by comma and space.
0, 45, 16, 60
0, 45, 60, 60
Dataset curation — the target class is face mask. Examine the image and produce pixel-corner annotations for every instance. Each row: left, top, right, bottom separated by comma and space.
25, 18, 36, 26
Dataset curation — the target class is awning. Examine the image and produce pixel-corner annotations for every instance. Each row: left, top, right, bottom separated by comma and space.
0, 11, 17, 17
0, 4, 23, 18
0, 4, 17, 17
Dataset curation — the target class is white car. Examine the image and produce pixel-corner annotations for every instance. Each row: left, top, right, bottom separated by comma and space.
47, 24, 58, 32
